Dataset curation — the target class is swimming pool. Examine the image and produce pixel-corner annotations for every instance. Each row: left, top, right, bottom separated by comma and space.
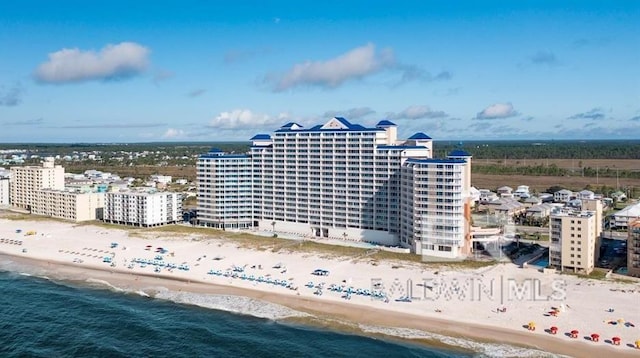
531, 257, 549, 267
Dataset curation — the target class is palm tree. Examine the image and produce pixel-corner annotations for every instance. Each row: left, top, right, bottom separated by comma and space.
271, 221, 276, 232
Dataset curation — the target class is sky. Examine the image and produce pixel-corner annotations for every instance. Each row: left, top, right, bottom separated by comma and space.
0, 0, 639, 143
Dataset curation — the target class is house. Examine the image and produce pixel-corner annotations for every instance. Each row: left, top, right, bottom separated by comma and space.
486, 197, 526, 217
523, 196, 541, 207
577, 190, 595, 200
478, 189, 499, 203
514, 185, 530, 199
539, 193, 554, 203
611, 191, 627, 202
612, 202, 640, 229
554, 189, 573, 203
526, 203, 555, 219
497, 186, 513, 196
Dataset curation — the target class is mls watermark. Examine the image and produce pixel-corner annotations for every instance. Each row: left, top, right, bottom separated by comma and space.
371, 276, 567, 304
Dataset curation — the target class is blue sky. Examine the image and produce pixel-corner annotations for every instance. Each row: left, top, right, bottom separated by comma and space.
0, 1, 638, 143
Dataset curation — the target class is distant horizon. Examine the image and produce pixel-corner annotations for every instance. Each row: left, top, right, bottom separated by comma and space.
1, 1, 638, 142
2, 138, 640, 146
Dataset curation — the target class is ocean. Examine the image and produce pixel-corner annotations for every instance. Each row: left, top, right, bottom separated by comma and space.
0, 256, 561, 358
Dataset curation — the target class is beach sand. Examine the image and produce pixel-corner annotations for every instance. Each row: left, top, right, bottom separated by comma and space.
1, 218, 639, 357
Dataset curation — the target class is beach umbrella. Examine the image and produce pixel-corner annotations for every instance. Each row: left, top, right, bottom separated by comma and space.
570, 330, 579, 338
612, 336, 621, 345
590, 333, 600, 342
635, 339, 640, 348
550, 326, 558, 335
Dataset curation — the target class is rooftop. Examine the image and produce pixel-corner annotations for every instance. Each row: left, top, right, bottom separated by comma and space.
376, 120, 397, 127
408, 132, 432, 140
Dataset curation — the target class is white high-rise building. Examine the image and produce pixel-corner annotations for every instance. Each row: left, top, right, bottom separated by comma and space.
197, 149, 252, 229
197, 117, 472, 258
10, 157, 64, 211
0, 168, 10, 206
103, 191, 182, 227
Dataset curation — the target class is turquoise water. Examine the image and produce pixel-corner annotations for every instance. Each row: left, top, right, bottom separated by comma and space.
531, 257, 549, 267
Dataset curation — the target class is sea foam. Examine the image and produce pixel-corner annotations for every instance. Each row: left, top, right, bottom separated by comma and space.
154, 291, 311, 320
358, 325, 570, 358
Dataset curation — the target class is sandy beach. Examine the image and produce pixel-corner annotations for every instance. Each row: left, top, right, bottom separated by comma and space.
1, 218, 639, 357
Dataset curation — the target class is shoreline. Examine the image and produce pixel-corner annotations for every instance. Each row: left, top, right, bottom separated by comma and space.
1, 218, 639, 357
2, 253, 637, 358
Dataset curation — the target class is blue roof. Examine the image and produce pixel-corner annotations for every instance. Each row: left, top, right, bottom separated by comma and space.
199, 154, 249, 159
448, 149, 472, 157
377, 145, 426, 150
405, 158, 467, 165
281, 122, 303, 128
208, 148, 223, 153
408, 132, 432, 140
334, 117, 352, 127
376, 120, 397, 127
250, 134, 271, 140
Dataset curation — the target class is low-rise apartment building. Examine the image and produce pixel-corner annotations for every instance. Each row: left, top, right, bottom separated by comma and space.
33, 189, 105, 222
104, 190, 182, 227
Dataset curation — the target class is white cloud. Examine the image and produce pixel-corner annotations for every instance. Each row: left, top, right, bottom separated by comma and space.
475, 103, 518, 119
267, 43, 394, 91
162, 128, 186, 139
387, 105, 447, 120
208, 109, 290, 129
34, 42, 150, 84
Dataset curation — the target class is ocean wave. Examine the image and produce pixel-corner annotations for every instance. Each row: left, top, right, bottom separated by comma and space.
85, 278, 126, 293
154, 291, 311, 320
358, 325, 570, 358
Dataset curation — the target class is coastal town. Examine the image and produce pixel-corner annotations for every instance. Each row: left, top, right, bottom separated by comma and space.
1, 118, 639, 357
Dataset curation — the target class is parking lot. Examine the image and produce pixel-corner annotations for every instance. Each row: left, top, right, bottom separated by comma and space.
597, 238, 627, 270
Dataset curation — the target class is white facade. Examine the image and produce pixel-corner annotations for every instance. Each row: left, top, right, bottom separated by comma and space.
197, 118, 471, 258
10, 157, 64, 211
0, 177, 9, 206
197, 151, 252, 229
151, 175, 172, 184
554, 189, 573, 203
400, 159, 469, 258
104, 191, 182, 226
612, 202, 640, 229
33, 189, 105, 222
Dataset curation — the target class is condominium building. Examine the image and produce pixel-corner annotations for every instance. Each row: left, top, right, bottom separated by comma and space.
10, 157, 64, 211
197, 150, 252, 229
0, 168, 9, 206
197, 117, 472, 258
33, 189, 105, 222
628, 219, 640, 277
549, 209, 597, 274
104, 191, 182, 227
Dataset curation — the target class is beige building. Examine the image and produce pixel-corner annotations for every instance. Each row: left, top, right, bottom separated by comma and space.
581, 198, 604, 262
628, 219, 640, 277
10, 157, 64, 211
33, 189, 105, 222
549, 209, 597, 274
